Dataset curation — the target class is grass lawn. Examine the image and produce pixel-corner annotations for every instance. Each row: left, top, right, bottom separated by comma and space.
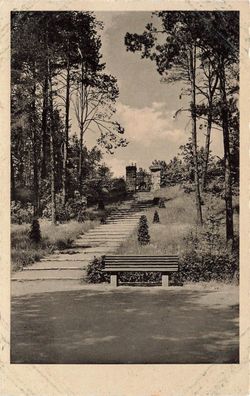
116, 185, 239, 256
11, 219, 98, 272
11, 284, 239, 364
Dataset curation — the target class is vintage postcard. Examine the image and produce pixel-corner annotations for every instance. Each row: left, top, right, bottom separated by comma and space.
0, 0, 249, 395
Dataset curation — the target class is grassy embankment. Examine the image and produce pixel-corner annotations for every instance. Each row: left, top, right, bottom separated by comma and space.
11, 219, 98, 272
116, 185, 239, 256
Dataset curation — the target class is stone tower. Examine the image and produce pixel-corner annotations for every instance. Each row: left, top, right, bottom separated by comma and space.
126, 164, 137, 192
149, 165, 161, 192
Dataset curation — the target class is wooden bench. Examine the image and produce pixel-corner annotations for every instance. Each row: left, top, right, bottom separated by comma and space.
103, 255, 179, 287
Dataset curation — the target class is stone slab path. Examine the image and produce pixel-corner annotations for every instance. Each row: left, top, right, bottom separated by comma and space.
12, 199, 150, 284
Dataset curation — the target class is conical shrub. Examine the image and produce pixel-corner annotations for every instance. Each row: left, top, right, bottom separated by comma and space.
153, 210, 160, 223
138, 215, 150, 245
158, 198, 166, 208
29, 218, 41, 243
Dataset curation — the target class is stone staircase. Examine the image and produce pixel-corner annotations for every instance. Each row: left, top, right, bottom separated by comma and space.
12, 197, 153, 284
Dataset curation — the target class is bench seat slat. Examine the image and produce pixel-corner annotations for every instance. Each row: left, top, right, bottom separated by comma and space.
105, 257, 179, 263
104, 268, 178, 272
105, 258, 179, 262
105, 256, 178, 259
105, 260, 178, 263
105, 263, 178, 266
105, 264, 178, 268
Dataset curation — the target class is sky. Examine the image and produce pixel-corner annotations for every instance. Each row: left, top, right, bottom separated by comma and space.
77, 11, 224, 177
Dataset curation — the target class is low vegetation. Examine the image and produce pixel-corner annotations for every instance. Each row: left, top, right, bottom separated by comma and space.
11, 219, 97, 272
113, 186, 239, 284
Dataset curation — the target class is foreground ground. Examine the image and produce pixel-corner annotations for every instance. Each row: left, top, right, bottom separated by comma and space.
11, 283, 239, 364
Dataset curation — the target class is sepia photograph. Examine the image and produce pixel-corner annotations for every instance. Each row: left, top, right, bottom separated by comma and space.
10, 9, 240, 365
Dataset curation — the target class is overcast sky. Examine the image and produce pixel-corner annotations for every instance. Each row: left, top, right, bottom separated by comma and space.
77, 11, 224, 177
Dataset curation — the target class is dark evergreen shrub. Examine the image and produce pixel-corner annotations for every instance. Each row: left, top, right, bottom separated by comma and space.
138, 215, 150, 245
153, 210, 160, 223
158, 198, 166, 208
29, 219, 41, 243
86, 256, 110, 283
153, 197, 160, 206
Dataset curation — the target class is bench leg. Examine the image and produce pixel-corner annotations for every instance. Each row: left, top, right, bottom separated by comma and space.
162, 274, 169, 287
110, 273, 118, 287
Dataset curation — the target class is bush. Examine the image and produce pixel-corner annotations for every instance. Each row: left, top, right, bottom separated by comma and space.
119, 272, 161, 284
158, 198, 166, 208
153, 197, 160, 206
11, 201, 33, 224
153, 210, 160, 223
138, 215, 150, 245
42, 194, 87, 222
29, 219, 41, 243
177, 219, 239, 283
86, 256, 110, 283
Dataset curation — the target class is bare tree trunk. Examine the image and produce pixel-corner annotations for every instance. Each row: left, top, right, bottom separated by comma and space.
48, 62, 56, 224
189, 45, 203, 225
62, 57, 70, 205
41, 74, 49, 179
201, 110, 212, 191
11, 152, 16, 201
219, 59, 234, 246
78, 60, 84, 195
31, 67, 40, 217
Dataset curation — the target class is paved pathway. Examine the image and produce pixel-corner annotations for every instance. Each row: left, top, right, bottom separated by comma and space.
12, 197, 151, 284
11, 285, 239, 364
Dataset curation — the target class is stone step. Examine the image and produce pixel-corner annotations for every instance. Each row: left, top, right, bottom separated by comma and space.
110, 214, 139, 217
98, 241, 121, 247
86, 231, 131, 235
94, 225, 137, 229
79, 240, 128, 244
60, 250, 113, 257
86, 229, 132, 233
78, 241, 126, 245
12, 269, 85, 281
23, 265, 86, 270
105, 221, 138, 224
79, 236, 129, 240
105, 219, 139, 221
40, 256, 92, 262
72, 243, 99, 247
110, 212, 138, 215
106, 219, 139, 222
107, 217, 140, 220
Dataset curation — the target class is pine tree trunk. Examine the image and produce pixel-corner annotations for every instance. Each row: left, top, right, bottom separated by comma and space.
189, 46, 203, 225
11, 152, 16, 201
49, 128, 56, 224
62, 59, 70, 205
48, 63, 56, 224
78, 60, 84, 195
201, 111, 212, 191
41, 74, 49, 179
78, 126, 83, 194
219, 60, 234, 246
31, 69, 40, 217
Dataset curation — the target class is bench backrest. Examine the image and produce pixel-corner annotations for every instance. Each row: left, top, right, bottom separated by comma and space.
104, 256, 179, 272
